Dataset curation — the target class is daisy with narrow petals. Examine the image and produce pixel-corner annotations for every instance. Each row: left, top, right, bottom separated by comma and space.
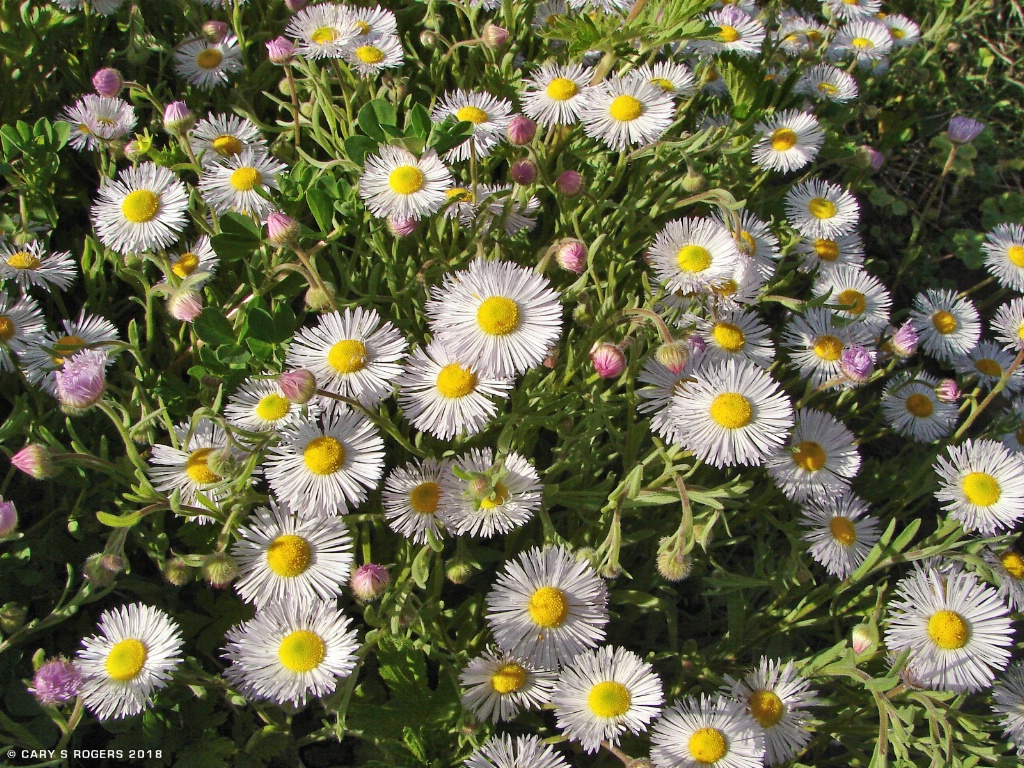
713, 209, 781, 280
521, 63, 591, 126
776, 15, 830, 56
984, 547, 1024, 612
264, 411, 385, 516
343, 33, 404, 77
286, 3, 357, 59
286, 306, 407, 407
752, 110, 824, 173
829, 20, 893, 64
460, 647, 557, 723
552, 645, 664, 754
800, 491, 880, 579
397, 341, 512, 439
431, 90, 513, 162
823, 0, 881, 21
91, 162, 189, 255
693, 7, 767, 59
766, 408, 861, 502
785, 179, 859, 240
222, 597, 359, 706
982, 223, 1024, 292
437, 448, 542, 538
647, 217, 741, 297
883, 14, 921, 47
232, 499, 353, 607
0, 240, 76, 292
650, 694, 766, 768
465, 734, 571, 768
795, 63, 859, 103
781, 307, 873, 388
60, 95, 137, 151
933, 439, 1024, 535
993, 662, 1024, 756
381, 458, 450, 545
992, 297, 1024, 352
812, 264, 892, 333
721, 658, 819, 766
174, 34, 243, 90
341, 4, 398, 38
793, 232, 865, 274
667, 359, 794, 468
579, 76, 675, 151
199, 148, 287, 219
885, 565, 1013, 693
909, 288, 981, 362
77, 603, 184, 720
164, 236, 218, 284
696, 310, 775, 368
189, 113, 267, 167
953, 341, 1024, 393
486, 545, 608, 670
633, 61, 696, 98
880, 372, 958, 442
0, 291, 45, 371
21, 312, 119, 397
426, 259, 563, 379
224, 375, 314, 435
359, 146, 452, 221
148, 419, 234, 521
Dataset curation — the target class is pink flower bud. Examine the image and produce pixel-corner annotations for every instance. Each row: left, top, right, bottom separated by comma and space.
11, 445, 59, 480
688, 334, 707, 355
351, 563, 390, 601
124, 139, 146, 161
890, 321, 919, 357
510, 159, 537, 185
556, 239, 587, 273
852, 624, 874, 654
167, 289, 203, 322
55, 349, 107, 411
387, 216, 418, 237
278, 369, 317, 404
29, 658, 82, 707
936, 378, 960, 403
656, 341, 690, 374
92, 67, 123, 98
839, 345, 873, 384
266, 211, 299, 246
556, 170, 583, 197
865, 146, 885, 171
202, 20, 229, 43
590, 342, 626, 379
506, 115, 537, 146
162, 100, 194, 134
0, 496, 17, 537
481, 23, 510, 48
543, 347, 558, 368
266, 36, 295, 64
284, 0, 307, 11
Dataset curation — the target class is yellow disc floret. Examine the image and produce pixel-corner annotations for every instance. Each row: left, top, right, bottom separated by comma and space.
528, 586, 569, 628
6, 251, 41, 270
186, 447, 221, 484
975, 358, 1003, 377
121, 190, 160, 223
689, 727, 728, 764
490, 663, 527, 694
327, 339, 367, 374
808, 197, 836, 220
718, 25, 740, 43
172, 252, 200, 278
748, 689, 785, 727
456, 106, 489, 124
712, 322, 745, 352
266, 534, 313, 577
792, 441, 826, 472
312, 27, 338, 45
829, 516, 857, 546
105, 638, 148, 682
546, 78, 578, 101
608, 95, 643, 122
1000, 550, 1024, 580
709, 393, 753, 429
926, 610, 970, 650
478, 482, 510, 510
355, 45, 385, 64
770, 128, 798, 151
256, 393, 291, 422
837, 289, 867, 316
814, 239, 840, 262
476, 296, 520, 336
962, 471, 1001, 507
278, 630, 326, 672
905, 393, 934, 418
230, 167, 262, 192
931, 310, 957, 334
436, 363, 478, 398
211, 134, 243, 156
588, 681, 631, 718
196, 48, 223, 70
1008, 245, 1024, 267
676, 245, 712, 273
0, 315, 13, 341
813, 335, 843, 362
409, 482, 441, 513
303, 436, 346, 475
388, 165, 424, 195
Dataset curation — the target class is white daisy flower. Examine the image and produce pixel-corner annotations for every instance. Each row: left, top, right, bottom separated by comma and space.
712, 209, 781, 280
696, 62, 730, 97
465, 734, 571, 768
174, 34, 243, 90
532, 0, 568, 30
486, 545, 609, 670
647, 217, 741, 297
21, 311, 119, 397
437, 447, 542, 538
90, 162, 189, 255
793, 231, 865, 274
982, 223, 1024, 292
425, 258, 563, 379
340, 4, 398, 38
637, 351, 702, 443
164, 236, 218, 283
224, 376, 315, 434
984, 547, 1024, 612
766, 408, 861, 502
993, 662, 1024, 756
885, 565, 1012, 693
343, 33, 404, 77
721, 658, 819, 766
829, 20, 893, 63
0, 240, 76, 292
222, 597, 359, 706
578, 76, 675, 151
823, 0, 881, 21
0, 291, 45, 371
460, 648, 557, 723
781, 307, 873, 388
198, 148, 287, 220
381, 458, 450, 545
812, 264, 892, 333
953, 341, 1024, 393
883, 13, 920, 47
359, 146, 452, 221
795, 63, 858, 103
667, 358, 794, 468
285, 306, 407, 407
521, 63, 591, 126
286, 3, 357, 59
992, 297, 1024, 352
231, 499, 353, 607
632, 61, 696, 97
775, 15, 830, 55
650, 694, 766, 768
189, 113, 266, 168
431, 90, 513, 163
695, 309, 775, 368
934, 439, 1024, 535
76, 603, 184, 720
552, 645, 664, 753
800, 491, 879, 579
54, 0, 125, 17
908, 288, 982, 362
693, 7, 766, 58
784, 179, 860, 240
453, 185, 540, 237
880, 372, 958, 442
60, 95, 137, 151
263, 410, 385, 516
703, 255, 765, 312
148, 419, 234, 520
397, 341, 512, 440
752, 110, 824, 173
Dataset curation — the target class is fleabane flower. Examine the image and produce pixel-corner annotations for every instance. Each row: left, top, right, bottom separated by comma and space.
909, 288, 981, 362
578, 76, 675, 151
381, 458, 450, 545
632, 61, 696, 98
829, 20, 893, 63
431, 90, 513, 162
148, 419, 235, 521
800, 491, 880, 579
795, 63, 858, 103
199, 148, 287, 219
823, 0, 881, 21
189, 113, 267, 167
174, 34, 243, 90
286, 3, 358, 59
693, 6, 767, 58
465, 734, 571, 768
91, 162, 189, 255
60, 94, 137, 151
437, 447, 542, 538
343, 33, 404, 77
992, 297, 1024, 352
812, 264, 892, 334
0, 291, 45, 371
21, 312, 119, 397
785, 179, 859, 240
650, 694, 766, 768
0, 240, 76, 292
933, 439, 1024, 535
982, 223, 1024, 292
647, 217, 741, 296
766, 408, 861, 502
752, 110, 824, 173
460, 648, 557, 723
952, 341, 1024, 393
880, 372, 958, 442
993, 662, 1024, 756
359, 146, 452, 221
521, 63, 591, 126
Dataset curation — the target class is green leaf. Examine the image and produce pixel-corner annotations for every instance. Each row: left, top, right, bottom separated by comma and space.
357, 101, 386, 142
375, 635, 431, 714
97, 510, 142, 527
345, 134, 379, 166
719, 58, 761, 116
193, 308, 237, 347
307, 187, 334, 233
406, 104, 432, 138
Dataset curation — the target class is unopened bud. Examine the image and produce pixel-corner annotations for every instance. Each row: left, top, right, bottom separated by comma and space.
543, 347, 558, 368
0, 497, 17, 537
657, 549, 693, 582
56, 349, 107, 412
655, 341, 690, 374
936, 378, 960, 404
162, 100, 194, 134
0, 603, 27, 633
590, 342, 626, 379
556, 239, 587, 273
852, 624, 874, 654
278, 369, 317, 404
947, 116, 985, 145
839, 345, 873, 384
11, 445, 59, 480
681, 167, 706, 192
446, 559, 474, 585
305, 281, 337, 312
510, 159, 537, 186
163, 556, 193, 586
29, 658, 82, 707
205, 447, 238, 479
266, 36, 296, 64
83, 554, 117, 588
167, 289, 203, 322
266, 211, 299, 246
506, 115, 537, 146
124, 138, 147, 161
202, 552, 239, 588
101, 554, 125, 574
202, 20, 229, 43
481, 22, 510, 47
388, 216, 418, 237
92, 67, 123, 97
351, 563, 390, 601
419, 30, 439, 48
890, 321, 919, 357
469, 476, 492, 498
556, 170, 583, 197
284, 0, 307, 10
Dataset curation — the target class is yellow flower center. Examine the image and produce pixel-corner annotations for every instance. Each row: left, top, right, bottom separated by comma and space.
186, 447, 221, 484
278, 630, 326, 672
490, 663, 527, 694
676, 245, 712, 273
436, 363, 478, 398
712, 279, 738, 297
808, 197, 836, 220
837, 289, 866, 316
851, 36, 874, 49
608, 95, 643, 122
211, 134, 243, 156
50, 334, 85, 365
230, 167, 262, 192
926, 610, 969, 650
814, 238, 839, 261
738, 231, 757, 255
456, 106, 489, 124
651, 77, 675, 91
770, 128, 798, 151
829, 516, 857, 546
588, 681, 631, 718
792, 440, 826, 472
196, 48, 223, 70
303, 436, 345, 475
409, 482, 441, 513
255, 393, 291, 422
905, 393, 934, 418
105, 638, 148, 682
355, 45, 384, 64
479, 481, 510, 510
5, 251, 40, 270
388, 165, 424, 195
528, 585, 569, 628
718, 25, 740, 43
748, 689, 785, 727
975, 358, 1002, 377
476, 296, 520, 336
813, 335, 842, 361
121, 189, 160, 223
709, 392, 752, 429
817, 82, 839, 96
1017, 324, 1024, 341
327, 339, 367, 374
891, 28, 906, 39
446, 187, 473, 202
962, 471, 1001, 507
266, 534, 312, 577
689, 727, 728, 764
0, 315, 13, 341
171, 252, 199, 278
1007, 245, 1024, 267
546, 77, 578, 100
1000, 550, 1024, 579
931, 310, 957, 334
353, 19, 371, 34
712, 322, 745, 351
312, 26, 338, 45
